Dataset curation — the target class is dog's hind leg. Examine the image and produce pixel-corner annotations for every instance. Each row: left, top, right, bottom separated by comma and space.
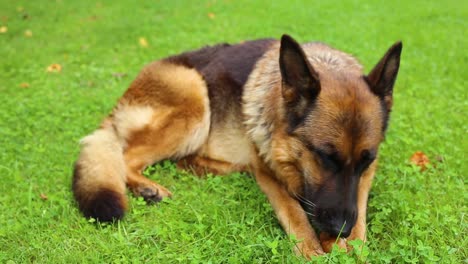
113, 61, 210, 202
121, 110, 208, 202
124, 139, 175, 203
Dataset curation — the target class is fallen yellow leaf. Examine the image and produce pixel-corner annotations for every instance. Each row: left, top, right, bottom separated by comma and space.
139, 37, 148, 48
0, 26, 7, 33
40, 193, 48, 200
208, 13, 216, 19
24, 29, 32, 37
46, 63, 62, 73
19, 82, 30, 88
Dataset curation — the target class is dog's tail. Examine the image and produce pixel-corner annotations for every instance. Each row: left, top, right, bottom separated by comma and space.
72, 120, 127, 222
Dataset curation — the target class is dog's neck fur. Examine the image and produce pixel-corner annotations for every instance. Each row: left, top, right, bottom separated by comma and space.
243, 42, 363, 165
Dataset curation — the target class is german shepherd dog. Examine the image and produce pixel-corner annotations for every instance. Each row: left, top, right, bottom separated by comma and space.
72, 35, 402, 257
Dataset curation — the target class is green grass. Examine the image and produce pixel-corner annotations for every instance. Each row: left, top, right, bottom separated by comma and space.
0, 0, 466, 263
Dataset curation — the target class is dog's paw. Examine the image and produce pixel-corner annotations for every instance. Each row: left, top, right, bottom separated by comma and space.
346, 228, 366, 252
131, 183, 172, 204
294, 241, 325, 259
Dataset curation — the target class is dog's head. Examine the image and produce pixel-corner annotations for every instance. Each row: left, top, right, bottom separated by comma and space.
278, 35, 402, 237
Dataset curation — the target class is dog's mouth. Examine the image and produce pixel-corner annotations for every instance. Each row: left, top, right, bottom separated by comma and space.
298, 202, 338, 239
319, 231, 348, 253
299, 174, 359, 238
314, 207, 356, 238
299, 200, 350, 253
297, 195, 356, 238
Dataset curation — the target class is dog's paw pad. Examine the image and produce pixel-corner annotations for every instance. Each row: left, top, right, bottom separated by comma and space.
132, 184, 172, 204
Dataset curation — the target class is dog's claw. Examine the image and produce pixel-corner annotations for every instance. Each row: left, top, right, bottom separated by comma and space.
132, 184, 172, 204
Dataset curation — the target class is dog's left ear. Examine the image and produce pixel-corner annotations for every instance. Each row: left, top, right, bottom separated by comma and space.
367, 41, 403, 111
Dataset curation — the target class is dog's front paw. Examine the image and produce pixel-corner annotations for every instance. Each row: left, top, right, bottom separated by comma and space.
294, 241, 325, 259
346, 227, 366, 252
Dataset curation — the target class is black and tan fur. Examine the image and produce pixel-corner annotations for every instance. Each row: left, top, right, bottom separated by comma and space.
72, 35, 402, 257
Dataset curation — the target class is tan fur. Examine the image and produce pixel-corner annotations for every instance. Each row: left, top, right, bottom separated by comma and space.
198, 111, 254, 166
77, 127, 127, 195
112, 104, 154, 147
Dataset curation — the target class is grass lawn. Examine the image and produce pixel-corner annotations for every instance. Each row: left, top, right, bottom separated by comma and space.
0, 0, 466, 263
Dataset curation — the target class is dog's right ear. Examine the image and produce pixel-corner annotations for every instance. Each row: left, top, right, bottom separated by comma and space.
280, 35, 321, 103
279, 35, 320, 128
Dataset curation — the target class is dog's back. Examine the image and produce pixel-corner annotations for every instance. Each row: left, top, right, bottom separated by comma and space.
166, 39, 277, 121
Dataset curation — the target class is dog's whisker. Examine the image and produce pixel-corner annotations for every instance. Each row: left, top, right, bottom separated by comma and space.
293, 203, 315, 217
304, 211, 316, 217
297, 197, 315, 208
293, 193, 316, 208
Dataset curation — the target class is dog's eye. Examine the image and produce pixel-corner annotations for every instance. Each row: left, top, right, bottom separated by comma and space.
356, 150, 376, 175
304, 142, 343, 173
316, 150, 342, 173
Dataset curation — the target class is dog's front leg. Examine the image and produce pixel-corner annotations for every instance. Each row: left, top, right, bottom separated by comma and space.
253, 162, 324, 258
348, 161, 377, 244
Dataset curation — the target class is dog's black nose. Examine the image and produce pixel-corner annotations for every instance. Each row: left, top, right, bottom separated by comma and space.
317, 208, 356, 238
328, 219, 353, 238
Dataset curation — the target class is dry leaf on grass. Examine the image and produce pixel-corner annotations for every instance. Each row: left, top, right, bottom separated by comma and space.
19, 82, 30, 88
139, 37, 148, 48
410, 151, 430, 171
24, 29, 32, 37
112, 72, 127, 79
39, 193, 48, 200
208, 13, 216, 19
46, 63, 62, 73
0, 26, 7, 33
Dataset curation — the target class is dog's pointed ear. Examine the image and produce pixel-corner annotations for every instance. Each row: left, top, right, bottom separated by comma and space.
279, 34, 320, 129
367, 41, 403, 111
280, 35, 320, 103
